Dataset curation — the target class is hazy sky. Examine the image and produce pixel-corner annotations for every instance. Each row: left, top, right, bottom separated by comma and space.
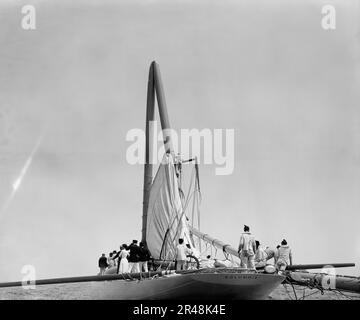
0, 0, 359, 282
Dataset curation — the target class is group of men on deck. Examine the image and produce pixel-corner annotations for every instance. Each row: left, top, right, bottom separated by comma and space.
98, 240, 152, 276
99, 226, 292, 275
238, 225, 293, 273
99, 238, 197, 275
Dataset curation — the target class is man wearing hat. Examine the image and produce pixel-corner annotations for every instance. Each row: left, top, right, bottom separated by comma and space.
238, 225, 256, 269
128, 240, 141, 273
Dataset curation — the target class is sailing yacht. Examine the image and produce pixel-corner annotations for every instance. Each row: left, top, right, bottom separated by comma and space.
1, 61, 357, 299
96, 61, 285, 299
0, 61, 285, 300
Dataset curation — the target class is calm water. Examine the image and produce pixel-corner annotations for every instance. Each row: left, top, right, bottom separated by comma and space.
0, 282, 97, 300
1, 282, 359, 300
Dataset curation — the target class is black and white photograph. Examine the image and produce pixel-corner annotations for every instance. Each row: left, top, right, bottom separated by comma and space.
0, 0, 359, 307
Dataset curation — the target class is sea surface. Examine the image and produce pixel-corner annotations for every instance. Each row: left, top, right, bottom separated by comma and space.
1, 282, 359, 300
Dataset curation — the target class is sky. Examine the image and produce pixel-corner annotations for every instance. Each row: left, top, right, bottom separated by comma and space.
0, 0, 359, 282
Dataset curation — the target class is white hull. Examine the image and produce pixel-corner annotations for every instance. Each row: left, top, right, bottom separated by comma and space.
87, 272, 285, 300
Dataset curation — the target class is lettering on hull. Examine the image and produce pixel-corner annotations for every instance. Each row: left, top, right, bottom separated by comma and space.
223, 275, 259, 280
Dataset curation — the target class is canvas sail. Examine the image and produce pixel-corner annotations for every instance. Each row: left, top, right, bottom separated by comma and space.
146, 153, 195, 260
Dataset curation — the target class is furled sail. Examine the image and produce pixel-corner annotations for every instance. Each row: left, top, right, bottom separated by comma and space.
146, 153, 195, 260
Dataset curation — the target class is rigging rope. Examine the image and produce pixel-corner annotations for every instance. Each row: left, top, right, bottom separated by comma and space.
284, 273, 356, 300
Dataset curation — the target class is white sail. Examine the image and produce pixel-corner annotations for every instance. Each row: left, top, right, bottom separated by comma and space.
146, 153, 195, 260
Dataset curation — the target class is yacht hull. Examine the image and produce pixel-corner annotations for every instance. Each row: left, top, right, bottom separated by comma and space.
89, 272, 285, 300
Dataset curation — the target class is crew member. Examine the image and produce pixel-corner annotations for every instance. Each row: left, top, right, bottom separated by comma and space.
175, 238, 190, 271
254, 240, 267, 268
128, 240, 141, 273
139, 242, 151, 272
275, 239, 293, 273
238, 225, 256, 269
108, 252, 115, 268
263, 246, 277, 264
98, 253, 108, 275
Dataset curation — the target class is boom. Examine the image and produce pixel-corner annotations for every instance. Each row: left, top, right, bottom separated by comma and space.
188, 225, 240, 258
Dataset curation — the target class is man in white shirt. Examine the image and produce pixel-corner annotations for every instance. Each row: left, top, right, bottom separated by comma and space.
264, 246, 277, 264
238, 225, 256, 269
175, 238, 190, 271
108, 252, 115, 268
255, 244, 279, 268
275, 239, 293, 273
254, 240, 267, 268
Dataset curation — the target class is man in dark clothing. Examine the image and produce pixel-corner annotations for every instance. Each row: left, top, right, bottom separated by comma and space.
112, 246, 123, 273
128, 240, 141, 273
139, 242, 151, 272
98, 253, 108, 275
